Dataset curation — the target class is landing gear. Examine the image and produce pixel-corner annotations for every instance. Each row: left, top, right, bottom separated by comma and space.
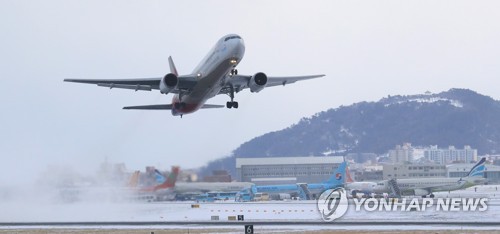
226, 85, 238, 109
230, 69, 238, 76
226, 101, 238, 109
174, 92, 185, 109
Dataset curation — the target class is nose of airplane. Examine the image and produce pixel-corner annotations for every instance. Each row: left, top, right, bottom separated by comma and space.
230, 38, 245, 58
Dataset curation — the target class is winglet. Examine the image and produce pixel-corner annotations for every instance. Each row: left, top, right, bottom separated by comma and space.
168, 56, 178, 76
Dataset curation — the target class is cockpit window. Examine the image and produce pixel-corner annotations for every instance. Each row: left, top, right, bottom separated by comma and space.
224, 35, 241, 41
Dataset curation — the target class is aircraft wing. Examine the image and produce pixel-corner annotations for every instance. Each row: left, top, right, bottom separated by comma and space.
123, 104, 224, 110
64, 75, 198, 93
263, 75, 326, 87
221, 74, 324, 94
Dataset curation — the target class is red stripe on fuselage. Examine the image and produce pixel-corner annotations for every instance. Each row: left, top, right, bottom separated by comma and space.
171, 94, 203, 116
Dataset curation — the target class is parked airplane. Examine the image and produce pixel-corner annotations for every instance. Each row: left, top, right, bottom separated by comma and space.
137, 166, 252, 199
136, 166, 180, 201
374, 158, 487, 198
174, 182, 254, 194
239, 161, 347, 200
344, 165, 378, 197
64, 34, 324, 117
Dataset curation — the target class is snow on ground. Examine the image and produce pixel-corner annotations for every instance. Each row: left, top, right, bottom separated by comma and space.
1, 185, 499, 223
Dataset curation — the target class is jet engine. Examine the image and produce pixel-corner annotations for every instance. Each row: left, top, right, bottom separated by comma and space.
248, 72, 267, 93
412, 188, 430, 196
160, 73, 178, 94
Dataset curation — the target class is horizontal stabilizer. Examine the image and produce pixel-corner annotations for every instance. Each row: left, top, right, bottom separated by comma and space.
199, 104, 225, 109
123, 104, 224, 110
123, 104, 174, 110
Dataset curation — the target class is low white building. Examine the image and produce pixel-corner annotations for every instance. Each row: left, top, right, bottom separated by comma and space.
236, 156, 344, 185
383, 163, 447, 179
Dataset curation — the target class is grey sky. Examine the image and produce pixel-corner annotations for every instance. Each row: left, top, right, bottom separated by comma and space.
1, 0, 500, 185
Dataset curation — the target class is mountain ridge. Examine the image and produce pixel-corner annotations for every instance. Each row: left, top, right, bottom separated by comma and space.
200, 89, 500, 177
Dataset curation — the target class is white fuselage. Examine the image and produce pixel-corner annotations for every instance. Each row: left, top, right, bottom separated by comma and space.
173, 182, 254, 193
346, 182, 378, 195
374, 177, 486, 196
171, 34, 245, 116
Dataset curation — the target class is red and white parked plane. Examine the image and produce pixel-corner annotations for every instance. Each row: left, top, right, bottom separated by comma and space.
65, 34, 324, 117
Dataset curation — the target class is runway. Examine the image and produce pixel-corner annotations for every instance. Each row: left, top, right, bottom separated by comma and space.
1, 185, 500, 232
2, 221, 500, 226
1, 222, 500, 234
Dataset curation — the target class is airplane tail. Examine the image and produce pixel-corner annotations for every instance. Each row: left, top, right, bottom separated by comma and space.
153, 166, 180, 191
345, 165, 354, 183
324, 161, 347, 186
127, 170, 140, 188
154, 169, 166, 184
250, 185, 258, 195
123, 104, 224, 110
466, 158, 486, 177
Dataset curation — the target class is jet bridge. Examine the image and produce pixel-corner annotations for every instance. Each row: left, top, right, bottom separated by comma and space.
297, 183, 312, 200
388, 178, 402, 198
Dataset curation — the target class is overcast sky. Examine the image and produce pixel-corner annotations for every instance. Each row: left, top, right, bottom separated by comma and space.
1, 0, 500, 185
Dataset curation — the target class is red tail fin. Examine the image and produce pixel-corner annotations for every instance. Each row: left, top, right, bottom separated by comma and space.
346, 165, 354, 183
153, 166, 180, 191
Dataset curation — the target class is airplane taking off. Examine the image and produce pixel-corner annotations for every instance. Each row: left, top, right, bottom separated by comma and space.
64, 34, 324, 117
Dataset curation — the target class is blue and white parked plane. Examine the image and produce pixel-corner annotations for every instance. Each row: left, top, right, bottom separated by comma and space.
64, 34, 324, 117
374, 158, 488, 198
238, 161, 347, 200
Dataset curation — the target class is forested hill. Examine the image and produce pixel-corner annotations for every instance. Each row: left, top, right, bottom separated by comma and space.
200, 89, 500, 176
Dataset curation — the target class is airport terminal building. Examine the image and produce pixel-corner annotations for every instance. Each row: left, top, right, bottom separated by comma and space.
383, 163, 447, 179
236, 156, 344, 185
447, 163, 500, 183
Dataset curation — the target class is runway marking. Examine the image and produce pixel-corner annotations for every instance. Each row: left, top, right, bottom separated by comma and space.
2, 221, 500, 227
210, 209, 316, 213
